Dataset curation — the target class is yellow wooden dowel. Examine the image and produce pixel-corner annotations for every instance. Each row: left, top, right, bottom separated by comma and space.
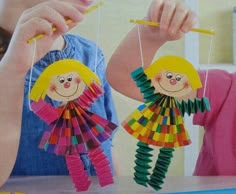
130, 19, 215, 36
85, 1, 104, 14
27, 1, 104, 44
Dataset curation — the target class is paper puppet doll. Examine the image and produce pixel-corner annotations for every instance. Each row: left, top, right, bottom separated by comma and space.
122, 55, 210, 191
30, 59, 117, 192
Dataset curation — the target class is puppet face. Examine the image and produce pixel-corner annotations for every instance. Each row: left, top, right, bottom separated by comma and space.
47, 72, 86, 102
152, 70, 192, 97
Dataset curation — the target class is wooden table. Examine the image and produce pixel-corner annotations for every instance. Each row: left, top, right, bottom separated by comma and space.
0, 176, 236, 194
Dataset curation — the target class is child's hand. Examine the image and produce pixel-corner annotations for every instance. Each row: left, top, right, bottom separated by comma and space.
146, 0, 198, 41
1, 0, 90, 75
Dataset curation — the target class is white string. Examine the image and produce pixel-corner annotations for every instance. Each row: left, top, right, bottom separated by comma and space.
28, 38, 37, 111
137, 25, 145, 67
202, 34, 214, 97
94, 2, 102, 75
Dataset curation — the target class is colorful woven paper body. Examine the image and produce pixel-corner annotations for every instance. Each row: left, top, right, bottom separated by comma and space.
39, 100, 117, 155
29, 59, 118, 192
123, 56, 211, 192
122, 94, 191, 148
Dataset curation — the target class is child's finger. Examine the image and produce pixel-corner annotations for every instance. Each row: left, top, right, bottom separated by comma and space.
64, 0, 94, 7
21, 2, 85, 33
45, 2, 86, 31
21, 6, 69, 33
148, 0, 163, 23
180, 11, 198, 33
39, 6, 70, 33
168, 2, 189, 34
159, 0, 176, 31
19, 17, 54, 41
48, 1, 87, 22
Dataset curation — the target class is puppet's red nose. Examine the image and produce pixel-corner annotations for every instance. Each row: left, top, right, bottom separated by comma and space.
64, 82, 71, 88
170, 79, 177, 85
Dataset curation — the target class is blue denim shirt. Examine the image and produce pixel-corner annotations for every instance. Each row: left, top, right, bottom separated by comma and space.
11, 34, 118, 176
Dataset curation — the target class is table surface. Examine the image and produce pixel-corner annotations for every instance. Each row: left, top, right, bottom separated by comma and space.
0, 176, 236, 194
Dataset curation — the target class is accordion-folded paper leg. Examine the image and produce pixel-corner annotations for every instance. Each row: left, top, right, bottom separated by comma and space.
133, 141, 153, 187
148, 148, 174, 191
123, 57, 211, 192
66, 155, 91, 192
89, 147, 114, 187
133, 142, 174, 191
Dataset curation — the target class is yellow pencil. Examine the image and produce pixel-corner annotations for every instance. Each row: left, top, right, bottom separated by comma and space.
27, 1, 104, 44
130, 19, 215, 36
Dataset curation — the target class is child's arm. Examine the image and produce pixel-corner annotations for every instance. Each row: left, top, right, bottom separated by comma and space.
0, 1, 87, 187
106, 0, 198, 102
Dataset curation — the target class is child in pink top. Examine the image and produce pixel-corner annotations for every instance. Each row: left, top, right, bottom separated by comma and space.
193, 70, 236, 175
107, 0, 236, 175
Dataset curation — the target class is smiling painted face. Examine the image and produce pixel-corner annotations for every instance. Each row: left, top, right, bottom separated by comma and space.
47, 72, 86, 102
152, 70, 193, 97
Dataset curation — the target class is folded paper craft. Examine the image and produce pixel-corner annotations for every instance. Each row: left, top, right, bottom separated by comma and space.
122, 55, 211, 191
30, 59, 117, 192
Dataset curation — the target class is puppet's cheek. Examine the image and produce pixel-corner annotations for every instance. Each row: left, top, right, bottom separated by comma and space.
75, 78, 81, 84
155, 75, 162, 82
184, 81, 190, 89
49, 84, 57, 92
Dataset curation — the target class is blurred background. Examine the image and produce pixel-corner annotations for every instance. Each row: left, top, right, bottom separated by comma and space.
70, 0, 236, 176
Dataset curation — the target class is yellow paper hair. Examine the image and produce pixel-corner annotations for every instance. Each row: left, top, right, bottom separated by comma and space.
30, 59, 101, 102
144, 55, 202, 89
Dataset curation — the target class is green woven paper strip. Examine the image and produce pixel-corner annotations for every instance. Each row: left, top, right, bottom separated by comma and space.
131, 67, 161, 103
135, 158, 152, 169
140, 86, 155, 94
187, 99, 195, 114
201, 97, 211, 111
131, 67, 145, 79
148, 148, 175, 191
135, 153, 152, 162
194, 98, 201, 111
177, 97, 211, 116
148, 181, 162, 190
145, 93, 160, 102
134, 165, 151, 174
133, 141, 153, 187
133, 177, 148, 187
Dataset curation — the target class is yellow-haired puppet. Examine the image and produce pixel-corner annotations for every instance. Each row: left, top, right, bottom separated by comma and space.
30, 59, 117, 192
122, 55, 210, 191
